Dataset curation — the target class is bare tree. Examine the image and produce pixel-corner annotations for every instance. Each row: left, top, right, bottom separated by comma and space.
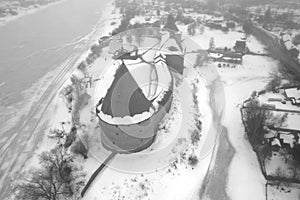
242, 98, 288, 148
209, 37, 215, 50
265, 71, 282, 92
278, 148, 293, 164
13, 145, 85, 200
242, 99, 268, 147
64, 127, 77, 149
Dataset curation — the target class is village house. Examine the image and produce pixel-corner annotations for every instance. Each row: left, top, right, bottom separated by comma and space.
264, 126, 300, 150
284, 87, 300, 105
280, 33, 300, 60
233, 39, 247, 53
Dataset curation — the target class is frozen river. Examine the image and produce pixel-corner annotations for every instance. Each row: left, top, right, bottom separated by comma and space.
0, 0, 109, 104
0, 0, 111, 198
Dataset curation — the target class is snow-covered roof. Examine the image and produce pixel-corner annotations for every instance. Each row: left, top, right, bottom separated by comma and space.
72, 70, 85, 80
209, 53, 223, 59
100, 61, 153, 118
271, 138, 281, 147
285, 88, 300, 99
282, 34, 292, 43
279, 133, 295, 148
96, 50, 172, 125
284, 40, 295, 51
98, 89, 169, 125
265, 130, 277, 139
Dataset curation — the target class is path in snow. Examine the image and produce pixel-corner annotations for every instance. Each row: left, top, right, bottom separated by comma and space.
198, 79, 235, 200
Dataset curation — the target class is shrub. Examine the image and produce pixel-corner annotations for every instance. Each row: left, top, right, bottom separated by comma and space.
48, 128, 66, 141
242, 99, 287, 149
168, 46, 179, 51
293, 34, 300, 46
64, 127, 77, 149
71, 135, 89, 159
77, 61, 86, 71
188, 154, 199, 166
265, 71, 282, 92
191, 129, 201, 145
195, 118, 202, 131
90, 44, 102, 57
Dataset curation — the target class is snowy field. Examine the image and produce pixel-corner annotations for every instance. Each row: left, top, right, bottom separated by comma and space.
83, 73, 213, 200
215, 53, 279, 200
80, 32, 217, 199
11, 9, 300, 200
267, 183, 300, 200
217, 55, 276, 200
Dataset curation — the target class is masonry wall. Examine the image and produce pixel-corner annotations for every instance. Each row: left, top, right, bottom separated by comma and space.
99, 84, 173, 153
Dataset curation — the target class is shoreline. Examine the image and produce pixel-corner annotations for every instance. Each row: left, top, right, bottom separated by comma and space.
18, 0, 115, 171
0, 0, 115, 133
0, 1, 116, 199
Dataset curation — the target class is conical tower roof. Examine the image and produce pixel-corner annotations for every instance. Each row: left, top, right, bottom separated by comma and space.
163, 14, 179, 32
101, 61, 153, 117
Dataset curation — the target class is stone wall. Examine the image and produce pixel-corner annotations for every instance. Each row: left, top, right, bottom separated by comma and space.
99, 83, 173, 153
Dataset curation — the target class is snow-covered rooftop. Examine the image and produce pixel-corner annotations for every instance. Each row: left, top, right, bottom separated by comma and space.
95, 49, 173, 125
282, 34, 292, 43
285, 87, 300, 99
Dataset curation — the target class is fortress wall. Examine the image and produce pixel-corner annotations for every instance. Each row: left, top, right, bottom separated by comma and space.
99, 85, 173, 153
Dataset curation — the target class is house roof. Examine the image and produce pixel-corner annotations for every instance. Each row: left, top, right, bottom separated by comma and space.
284, 40, 294, 51
282, 34, 291, 43
101, 61, 153, 117
265, 130, 277, 139
279, 133, 295, 148
271, 138, 281, 147
285, 87, 300, 99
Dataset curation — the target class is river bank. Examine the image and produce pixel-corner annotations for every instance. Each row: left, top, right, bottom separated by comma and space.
0, 0, 117, 198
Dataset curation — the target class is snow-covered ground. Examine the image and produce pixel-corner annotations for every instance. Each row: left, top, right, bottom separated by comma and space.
178, 24, 245, 50
268, 183, 300, 200
130, 15, 160, 25
15, 23, 222, 200
80, 24, 283, 200
265, 152, 300, 179
83, 73, 213, 199
166, 21, 279, 199
178, 23, 267, 54
5, 3, 120, 197
12, 8, 300, 200
217, 55, 277, 200
79, 31, 218, 199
